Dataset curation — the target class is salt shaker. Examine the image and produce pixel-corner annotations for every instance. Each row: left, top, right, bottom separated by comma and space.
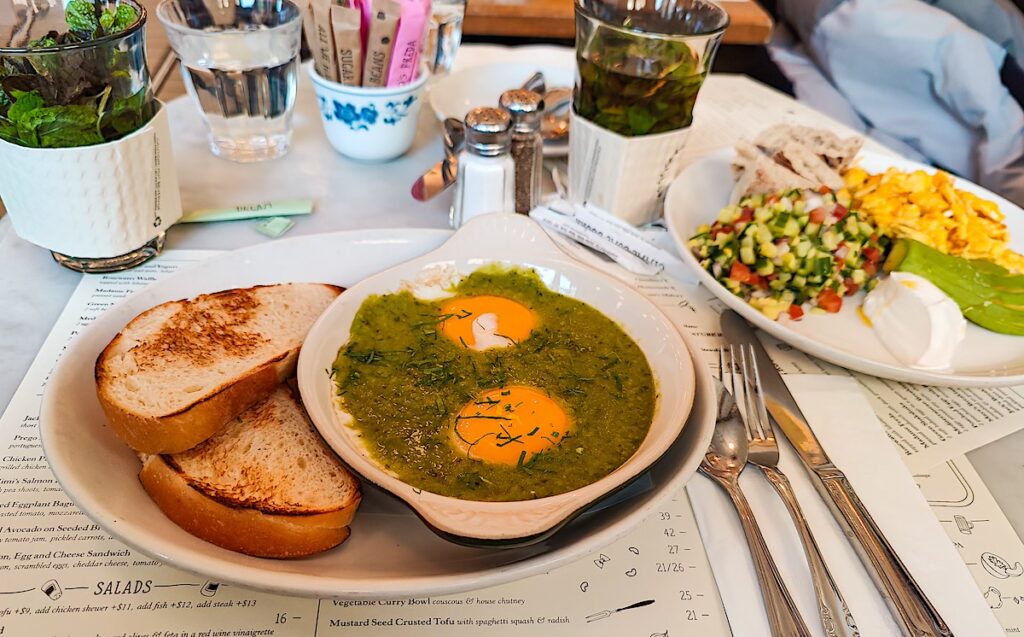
450, 107, 515, 228
499, 89, 544, 214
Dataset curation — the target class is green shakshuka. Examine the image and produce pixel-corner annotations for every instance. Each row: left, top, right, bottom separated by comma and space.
331, 267, 657, 501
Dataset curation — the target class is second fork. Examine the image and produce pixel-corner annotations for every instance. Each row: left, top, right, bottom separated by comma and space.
732, 344, 860, 637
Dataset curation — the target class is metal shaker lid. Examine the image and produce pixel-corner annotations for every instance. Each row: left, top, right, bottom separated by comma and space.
464, 107, 512, 156
499, 89, 544, 133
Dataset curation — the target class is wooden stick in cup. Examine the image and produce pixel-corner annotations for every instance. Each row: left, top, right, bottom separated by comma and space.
361, 0, 400, 87
312, 0, 341, 81
331, 1, 363, 86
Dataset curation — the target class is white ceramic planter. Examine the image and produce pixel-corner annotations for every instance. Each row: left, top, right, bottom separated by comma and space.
568, 108, 690, 226
308, 66, 428, 162
0, 102, 182, 259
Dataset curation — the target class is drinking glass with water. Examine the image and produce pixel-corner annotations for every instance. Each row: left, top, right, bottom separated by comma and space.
425, 0, 466, 77
157, 0, 302, 162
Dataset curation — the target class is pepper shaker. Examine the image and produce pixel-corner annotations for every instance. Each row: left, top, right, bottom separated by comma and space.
499, 89, 545, 214
450, 107, 515, 228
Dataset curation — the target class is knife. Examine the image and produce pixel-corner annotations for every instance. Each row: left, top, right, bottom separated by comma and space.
411, 118, 464, 202
721, 310, 953, 637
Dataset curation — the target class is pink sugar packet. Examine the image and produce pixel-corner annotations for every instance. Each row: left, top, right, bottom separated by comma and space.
351, 0, 373, 49
385, 0, 430, 87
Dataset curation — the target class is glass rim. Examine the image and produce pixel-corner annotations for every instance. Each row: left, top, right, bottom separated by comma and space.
574, 0, 730, 40
0, 0, 147, 54
156, 0, 303, 37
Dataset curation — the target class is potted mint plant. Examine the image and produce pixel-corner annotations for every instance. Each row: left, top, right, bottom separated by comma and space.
0, 0, 181, 272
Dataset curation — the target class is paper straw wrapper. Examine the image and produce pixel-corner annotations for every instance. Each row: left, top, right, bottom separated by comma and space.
0, 104, 183, 258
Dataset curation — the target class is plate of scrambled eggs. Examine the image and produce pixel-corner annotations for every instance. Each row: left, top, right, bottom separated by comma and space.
666, 144, 1024, 387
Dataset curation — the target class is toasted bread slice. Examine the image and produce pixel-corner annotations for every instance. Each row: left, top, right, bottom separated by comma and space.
139, 386, 361, 558
96, 283, 341, 454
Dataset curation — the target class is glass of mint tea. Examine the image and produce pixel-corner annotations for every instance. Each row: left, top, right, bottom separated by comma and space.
573, 0, 728, 137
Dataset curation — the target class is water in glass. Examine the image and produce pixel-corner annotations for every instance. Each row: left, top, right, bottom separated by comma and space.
158, 0, 302, 162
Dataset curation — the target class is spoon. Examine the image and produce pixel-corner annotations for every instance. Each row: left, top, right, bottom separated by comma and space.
699, 357, 813, 637
541, 87, 571, 143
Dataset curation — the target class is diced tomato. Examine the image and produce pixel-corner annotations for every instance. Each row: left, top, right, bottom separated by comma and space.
833, 203, 849, 220
737, 207, 754, 223
748, 274, 768, 289
862, 261, 878, 277
843, 278, 860, 296
869, 233, 879, 243
729, 261, 752, 283
833, 242, 850, 261
766, 194, 780, 204
712, 223, 734, 237
788, 304, 804, 320
817, 289, 843, 313
862, 246, 882, 263
817, 185, 831, 195
809, 207, 827, 224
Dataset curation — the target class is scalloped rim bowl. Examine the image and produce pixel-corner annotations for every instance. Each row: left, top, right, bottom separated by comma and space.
297, 214, 696, 544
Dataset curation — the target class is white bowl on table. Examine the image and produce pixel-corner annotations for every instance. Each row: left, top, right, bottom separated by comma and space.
298, 212, 699, 546
308, 66, 429, 162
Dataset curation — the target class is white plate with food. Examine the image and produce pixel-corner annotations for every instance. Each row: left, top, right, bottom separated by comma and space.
429, 62, 573, 157
40, 224, 715, 598
666, 126, 1024, 387
298, 213, 695, 546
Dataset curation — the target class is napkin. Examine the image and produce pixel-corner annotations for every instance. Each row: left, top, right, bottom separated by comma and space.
687, 374, 1002, 637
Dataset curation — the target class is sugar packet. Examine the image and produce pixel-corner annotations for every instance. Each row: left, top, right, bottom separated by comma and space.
311, 0, 340, 81
361, 0, 400, 87
384, 0, 430, 87
331, 1, 363, 86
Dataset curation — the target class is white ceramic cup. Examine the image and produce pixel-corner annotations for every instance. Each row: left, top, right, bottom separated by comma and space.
308, 66, 429, 162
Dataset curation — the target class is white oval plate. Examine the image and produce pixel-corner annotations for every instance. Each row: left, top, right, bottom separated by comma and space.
40, 228, 715, 599
298, 214, 696, 545
428, 62, 573, 157
665, 148, 1024, 387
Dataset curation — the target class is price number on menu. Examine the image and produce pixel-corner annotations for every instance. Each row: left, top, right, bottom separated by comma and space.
656, 562, 686, 573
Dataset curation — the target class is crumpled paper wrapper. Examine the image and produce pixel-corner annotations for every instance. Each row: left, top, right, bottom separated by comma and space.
568, 109, 690, 226
0, 102, 182, 258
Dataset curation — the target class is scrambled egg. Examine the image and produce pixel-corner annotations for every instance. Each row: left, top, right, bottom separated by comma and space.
844, 167, 1024, 273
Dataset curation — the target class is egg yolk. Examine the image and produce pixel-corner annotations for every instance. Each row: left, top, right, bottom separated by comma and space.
439, 296, 537, 350
450, 386, 571, 465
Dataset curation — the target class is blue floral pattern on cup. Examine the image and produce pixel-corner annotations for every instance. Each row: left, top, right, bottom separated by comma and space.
318, 95, 417, 131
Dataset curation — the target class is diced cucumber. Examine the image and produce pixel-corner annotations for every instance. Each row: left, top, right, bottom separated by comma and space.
792, 275, 807, 288
756, 260, 775, 275
718, 206, 736, 223
851, 269, 867, 285
781, 252, 798, 271
805, 222, 821, 236
740, 246, 756, 264
759, 242, 778, 258
783, 218, 801, 237
757, 226, 773, 244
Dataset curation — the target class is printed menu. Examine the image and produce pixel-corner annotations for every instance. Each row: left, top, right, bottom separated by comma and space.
0, 251, 732, 637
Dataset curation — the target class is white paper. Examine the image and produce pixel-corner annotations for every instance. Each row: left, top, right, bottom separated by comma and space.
918, 455, 1024, 633
0, 104, 183, 258
0, 249, 731, 637
689, 375, 1003, 637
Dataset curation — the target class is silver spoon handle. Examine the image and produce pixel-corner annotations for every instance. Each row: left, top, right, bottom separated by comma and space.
708, 472, 813, 637
762, 466, 859, 637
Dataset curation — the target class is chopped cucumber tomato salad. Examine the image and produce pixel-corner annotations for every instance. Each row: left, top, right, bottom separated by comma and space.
689, 189, 890, 320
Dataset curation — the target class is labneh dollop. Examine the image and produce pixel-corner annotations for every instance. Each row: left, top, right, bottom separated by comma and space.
862, 272, 966, 370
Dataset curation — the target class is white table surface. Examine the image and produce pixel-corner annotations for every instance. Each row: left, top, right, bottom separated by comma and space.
2, 45, 1024, 539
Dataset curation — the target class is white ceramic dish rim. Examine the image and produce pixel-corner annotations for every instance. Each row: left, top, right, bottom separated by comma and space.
38, 227, 714, 599
665, 147, 1024, 387
308, 63, 430, 96
297, 214, 696, 543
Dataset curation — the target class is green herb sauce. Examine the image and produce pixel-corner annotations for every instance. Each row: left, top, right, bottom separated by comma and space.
332, 267, 656, 501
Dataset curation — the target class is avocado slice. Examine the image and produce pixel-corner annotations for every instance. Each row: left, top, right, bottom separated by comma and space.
884, 239, 1024, 335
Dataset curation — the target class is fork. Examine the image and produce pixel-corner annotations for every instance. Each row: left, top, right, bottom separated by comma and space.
733, 344, 860, 637
700, 347, 812, 637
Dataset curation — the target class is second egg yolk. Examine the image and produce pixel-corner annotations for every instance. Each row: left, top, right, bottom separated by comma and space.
450, 386, 571, 465
439, 296, 537, 350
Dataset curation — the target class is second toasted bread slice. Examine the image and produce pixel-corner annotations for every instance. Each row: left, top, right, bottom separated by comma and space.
139, 385, 361, 558
97, 283, 341, 453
